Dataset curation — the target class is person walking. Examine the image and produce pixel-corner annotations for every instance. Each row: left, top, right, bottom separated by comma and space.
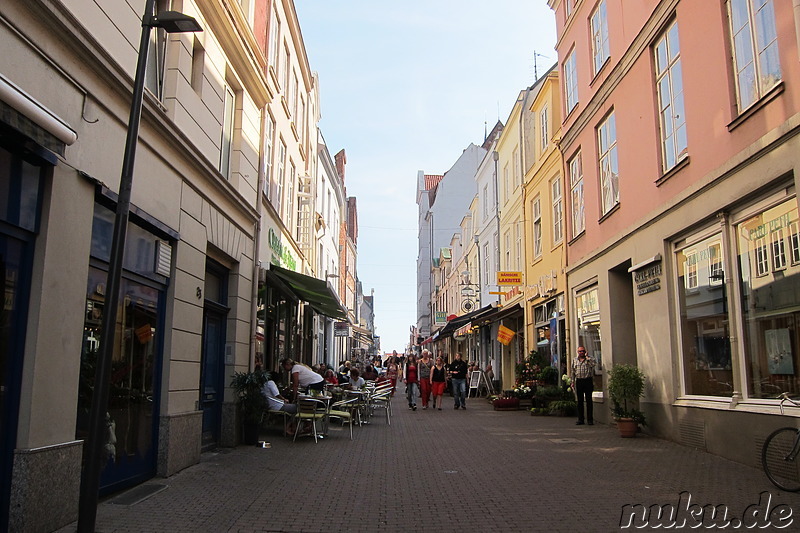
386, 356, 399, 395
403, 355, 419, 410
431, 356, 447, 410
449, 352, 468, 409
418, 350, 434, 409
571, 346, 596, 425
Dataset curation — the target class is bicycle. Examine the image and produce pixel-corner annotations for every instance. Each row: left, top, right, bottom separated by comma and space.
761, 392, 800, 492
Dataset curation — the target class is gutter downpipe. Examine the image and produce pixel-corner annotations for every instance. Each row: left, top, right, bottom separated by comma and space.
492, 148, 502, 384
250, 111, 266, 371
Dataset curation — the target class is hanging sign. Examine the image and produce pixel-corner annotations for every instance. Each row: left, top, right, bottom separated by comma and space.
497, 324, 516, 345
497, 271, 523, 286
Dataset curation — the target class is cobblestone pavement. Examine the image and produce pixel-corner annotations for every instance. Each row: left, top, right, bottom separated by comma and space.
56, 393, 800, 532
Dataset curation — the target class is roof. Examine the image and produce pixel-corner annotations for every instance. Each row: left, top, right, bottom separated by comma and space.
424, 174, 444, 191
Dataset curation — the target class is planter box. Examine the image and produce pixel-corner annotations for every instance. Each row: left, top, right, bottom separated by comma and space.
492, 398, 520, 411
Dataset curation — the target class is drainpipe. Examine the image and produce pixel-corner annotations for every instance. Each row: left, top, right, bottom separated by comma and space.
795, 0, 800, 57
250, 111, 266, 371
492, 149, 502, 383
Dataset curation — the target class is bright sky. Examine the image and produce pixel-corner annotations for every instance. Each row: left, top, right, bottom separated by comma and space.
294, 1, 557, 354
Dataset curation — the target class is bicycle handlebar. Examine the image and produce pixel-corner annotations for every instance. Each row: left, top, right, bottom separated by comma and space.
778, 392, 800, 415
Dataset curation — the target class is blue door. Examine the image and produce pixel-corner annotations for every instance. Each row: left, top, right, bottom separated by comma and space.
200, 306, 226, 450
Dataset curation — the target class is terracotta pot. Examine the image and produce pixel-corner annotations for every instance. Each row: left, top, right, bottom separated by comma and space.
616, 418, 638, 438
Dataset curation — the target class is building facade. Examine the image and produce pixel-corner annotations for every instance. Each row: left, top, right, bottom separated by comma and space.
550, 0, 800, 465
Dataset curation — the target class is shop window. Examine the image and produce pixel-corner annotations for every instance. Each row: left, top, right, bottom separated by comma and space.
676, 233, 732, 396
575, 286, 602, 390
736, 198, 800, 398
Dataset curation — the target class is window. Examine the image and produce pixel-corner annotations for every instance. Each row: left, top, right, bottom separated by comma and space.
191, 38, 205, 95
709, 243, 724, 285
565, 0, 576, 18
790, 221, 800, 264
282, 43, 290, 92
569, 151, 584, 237
552, 177, 563, 244
565, 49, 578, 113
532, 196, 542, 259
575, 286, 602, 389
290, 70, 298, 118
597, 112, 619, 215
264, 114, 275, 199
144, 0, 169, 99
513, 147, 521, 188
504, 231, 511, 269
298, 95, 306, 144
269, 10, 281, 74
736, 197, 800, 398
275, 139, 286, 214
754, 237, 769, 276
285, 161, 295, 225
220, 85, 236, 178
771, 228, 786, 271
676, 233, 731, 396
728, 0, 781, 111
483, 242, 491, 286
503, 164, 510, 204
482, 184, 489, 219
540, 105, 549, 152
515, 219, 522, 269
590, 0, 610, 75
654, 21, 687, 171
295, 172, 304, 240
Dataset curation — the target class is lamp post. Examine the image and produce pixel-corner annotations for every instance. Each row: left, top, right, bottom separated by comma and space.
76, 2, 201, 531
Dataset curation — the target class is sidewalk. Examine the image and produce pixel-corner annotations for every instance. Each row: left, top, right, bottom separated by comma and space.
56, 393, 800, 532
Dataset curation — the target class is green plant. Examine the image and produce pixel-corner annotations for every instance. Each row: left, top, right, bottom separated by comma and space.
537, 366, 559, 385
529, 407, 548, 416
230, 369, 269, 424
607, 364, 646, 425
548, 399, 577, 416
536, 385, 562, 399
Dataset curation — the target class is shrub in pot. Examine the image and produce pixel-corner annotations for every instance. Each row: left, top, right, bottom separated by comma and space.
607, 364, 646, 437
230, 369, 269, 444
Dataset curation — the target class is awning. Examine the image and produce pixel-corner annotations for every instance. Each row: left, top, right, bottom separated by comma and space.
436, 304, 498, 339
269, 264, 348, 320
474, 301, 524, 325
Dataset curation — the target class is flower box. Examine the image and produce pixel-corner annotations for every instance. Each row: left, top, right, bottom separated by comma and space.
492, 398, 520, 411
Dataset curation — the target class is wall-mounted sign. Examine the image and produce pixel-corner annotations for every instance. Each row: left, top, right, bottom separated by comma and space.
634, 262, 662, 295
434, 311, 447, 325
268, 228, 298, 271
497, 324, 516, 345
497, 271, 523, 285
527, 270, 558, 299
334, 322, 351, 337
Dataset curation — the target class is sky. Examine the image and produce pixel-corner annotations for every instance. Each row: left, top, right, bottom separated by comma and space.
293, 1, 558, 354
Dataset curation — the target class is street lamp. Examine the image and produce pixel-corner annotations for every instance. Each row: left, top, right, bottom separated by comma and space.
76, 2, 201, 532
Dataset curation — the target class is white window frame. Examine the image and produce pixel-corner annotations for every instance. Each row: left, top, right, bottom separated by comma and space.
590, 0, 610, 75
269, 9, 281, 73
565, 49, 578, 113
276, 139, 286, 214
790, 221, 800, 265
728, 0, 781, 111
552, 176, 563, 244
754, 236, 769, 276
771, 228, 786, 271
533, 196, 542, 259
220, 85, 236, 178
654, 20, 688, 172
264, 113, 275, 199
569, 151, 585, 237
540, 105, 549, 152
597, 112, 619, 215
285, 161, 295, 225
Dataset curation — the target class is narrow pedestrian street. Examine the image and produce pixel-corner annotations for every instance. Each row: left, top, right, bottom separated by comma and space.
57, 393, 800, 532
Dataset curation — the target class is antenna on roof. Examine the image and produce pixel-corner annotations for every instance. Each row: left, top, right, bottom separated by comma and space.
484, 116, 487, 143
533, 51, 550, 81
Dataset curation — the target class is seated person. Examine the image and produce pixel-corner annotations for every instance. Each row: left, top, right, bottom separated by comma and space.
262, 378, 298, 435
347, 368, 365, 390
362, 364, 379, 381
323, 368, 339, 386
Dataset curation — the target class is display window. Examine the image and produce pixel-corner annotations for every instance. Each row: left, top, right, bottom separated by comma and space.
575, 286, 603, 390
675, 232, 732, 396
736, 197, 800, 398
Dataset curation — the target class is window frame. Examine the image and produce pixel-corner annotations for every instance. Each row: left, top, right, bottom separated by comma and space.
590, 0, 610, 76
597, 112, 619, 216
654, 20, 688, 172
569, 151, 585, 238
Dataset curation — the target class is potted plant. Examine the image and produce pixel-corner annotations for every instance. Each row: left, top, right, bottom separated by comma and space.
230, 369, 269, 445
547, 399, 577, 417
607, 364, 647, 437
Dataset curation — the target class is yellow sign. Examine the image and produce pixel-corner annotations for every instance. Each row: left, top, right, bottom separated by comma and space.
497, 324, 515, 345
497, 271, 523, 286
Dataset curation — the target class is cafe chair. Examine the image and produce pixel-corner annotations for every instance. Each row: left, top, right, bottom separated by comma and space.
326, 397, 358, 440
369, 388, 392, 425
264, 397, 292, 435
293, 398, 327, 443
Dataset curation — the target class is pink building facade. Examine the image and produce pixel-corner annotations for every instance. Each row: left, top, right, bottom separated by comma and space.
550, 0, 800, 466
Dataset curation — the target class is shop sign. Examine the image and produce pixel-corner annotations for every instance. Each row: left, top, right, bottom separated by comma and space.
497, 271, 523, 286
497, 324, 515, 345
503, 286, 522, 301
268, 228, 297, 271
454, 323, 472, 341
334, 322, 351, 337
527, 270, 558, 299
434, 311, 447, 325
634, 262, 662, 295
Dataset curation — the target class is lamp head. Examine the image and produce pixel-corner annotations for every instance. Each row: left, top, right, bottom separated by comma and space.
150, 11, 203, 33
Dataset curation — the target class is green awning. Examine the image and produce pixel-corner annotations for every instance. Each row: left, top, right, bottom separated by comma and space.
269, 264, 348, 320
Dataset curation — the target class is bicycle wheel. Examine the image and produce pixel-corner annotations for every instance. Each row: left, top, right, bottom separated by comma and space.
762, 427, 800, 492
